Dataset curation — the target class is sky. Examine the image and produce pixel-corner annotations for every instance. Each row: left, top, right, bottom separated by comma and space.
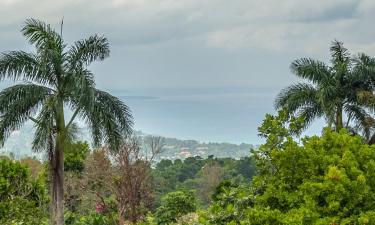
1, 0, 375, 144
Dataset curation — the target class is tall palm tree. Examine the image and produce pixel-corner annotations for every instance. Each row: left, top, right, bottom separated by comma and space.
275, 40, 375, 134
0, 19, 133, 225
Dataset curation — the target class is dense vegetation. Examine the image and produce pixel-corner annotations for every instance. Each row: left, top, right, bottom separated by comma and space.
0, 157, 48, 224
2, 20, 375, 224
0, 141, 255, 224
202, 111, 375, 224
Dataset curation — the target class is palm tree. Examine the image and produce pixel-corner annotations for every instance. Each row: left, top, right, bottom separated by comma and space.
275, 40, 375, 134
0, 19, 133, 225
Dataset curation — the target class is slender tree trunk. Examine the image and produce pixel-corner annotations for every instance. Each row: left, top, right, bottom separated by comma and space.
335, 105, 343, 132
48, 134, 56, 224
51, 102, 66, 225
51, 142, 64, 225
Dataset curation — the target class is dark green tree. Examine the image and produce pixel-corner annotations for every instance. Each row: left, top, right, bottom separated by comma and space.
0, 19, 132, 225
275, 40, 375, 134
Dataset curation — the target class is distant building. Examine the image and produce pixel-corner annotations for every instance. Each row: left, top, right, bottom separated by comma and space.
197, 150, 206, 155
179, 150, 192, 157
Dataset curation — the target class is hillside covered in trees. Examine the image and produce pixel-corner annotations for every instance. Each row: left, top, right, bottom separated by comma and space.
0, 124, 253, 160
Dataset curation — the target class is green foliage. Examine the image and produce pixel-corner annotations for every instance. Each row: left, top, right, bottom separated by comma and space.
152, 156, 256, 208
258, 109, 304, 148
204, 111, 375, 224
64, 141, 90, 173
255, 109, 304, 177
65, 211, 111, 225
200, 181, 252, 224
0, 157, 48, 224
155, 190, 197, 224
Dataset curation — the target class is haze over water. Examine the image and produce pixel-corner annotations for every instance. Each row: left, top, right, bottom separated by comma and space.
118, 86, 323, 144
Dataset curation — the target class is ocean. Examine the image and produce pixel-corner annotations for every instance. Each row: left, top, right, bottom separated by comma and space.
119, 86, 280, 144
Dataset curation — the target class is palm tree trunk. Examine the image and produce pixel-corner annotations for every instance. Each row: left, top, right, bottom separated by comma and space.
51, 142, 64, 225
51, 102, 66, 225
335, 105, 343, 132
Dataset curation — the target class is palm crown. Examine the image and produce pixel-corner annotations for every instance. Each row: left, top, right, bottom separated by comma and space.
275, 40, 375, 138
0, 19, 133, 151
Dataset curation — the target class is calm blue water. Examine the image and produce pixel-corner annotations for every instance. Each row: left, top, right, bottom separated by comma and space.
118, 86, 280, 144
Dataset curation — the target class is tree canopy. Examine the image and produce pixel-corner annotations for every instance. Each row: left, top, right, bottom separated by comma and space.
275, 40, 375, 140
202, 111, 375, 225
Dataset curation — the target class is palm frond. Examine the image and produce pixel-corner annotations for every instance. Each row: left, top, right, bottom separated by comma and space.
297, 104, 324, 129
0, 84, 51, 145
32, 100, 56, 152
94, 89, 133, 133
0, 51, 56, 84
330, 40, 350, 66
65, 122, 80, 143
352, 53, 375, 83
344, 104, 375, 140
67, 34, 110, 69
290, 58, 330, 84
75, 89, 133, 151
22, 18, 62, 51
0, 84, 53, 113
275, 83, 319, 111
64, 69, 95, 105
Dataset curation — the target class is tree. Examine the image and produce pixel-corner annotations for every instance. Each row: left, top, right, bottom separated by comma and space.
62, 148, 116, 224
20, 156, 44, 180
233, 157, 256, 181
79, 136, 163, 224
155, 190, 197, 225
202, 181, 251, 225
196, 162, 224, 206
203, 111, 375, 224
275, 40, 375, 134
0, 19, 132, 225
110, 136, 163, 224
64, 141, 90, 216
0, 157, 48, 224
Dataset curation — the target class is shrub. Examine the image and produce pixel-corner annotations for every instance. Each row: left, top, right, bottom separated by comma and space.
155, 190, 197, 224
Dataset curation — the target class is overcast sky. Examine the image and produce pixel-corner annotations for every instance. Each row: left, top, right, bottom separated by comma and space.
1, 0, 375, 143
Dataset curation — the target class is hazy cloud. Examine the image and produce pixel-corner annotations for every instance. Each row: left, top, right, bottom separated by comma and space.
1, 0, 375, 89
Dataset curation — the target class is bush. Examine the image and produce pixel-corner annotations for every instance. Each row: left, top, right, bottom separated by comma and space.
65, 211, 112, 225
0, 157, 48, 224
155, 190, 197, 224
